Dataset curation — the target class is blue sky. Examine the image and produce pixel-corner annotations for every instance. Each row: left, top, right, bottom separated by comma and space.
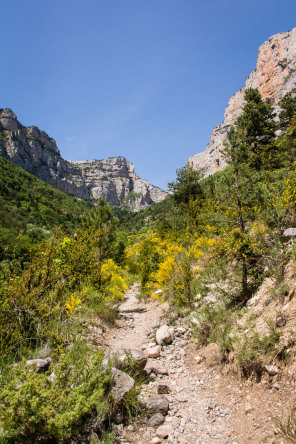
1, 1, 296, 190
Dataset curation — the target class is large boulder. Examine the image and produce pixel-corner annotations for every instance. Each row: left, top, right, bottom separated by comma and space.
103, 348, 147, 373
111, 368, 135, 402
156, 325, 173, 346
26, 358, 52, 373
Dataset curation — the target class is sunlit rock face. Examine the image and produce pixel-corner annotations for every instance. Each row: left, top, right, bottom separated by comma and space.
0, 109, 167, 211
189, 27, 296, 176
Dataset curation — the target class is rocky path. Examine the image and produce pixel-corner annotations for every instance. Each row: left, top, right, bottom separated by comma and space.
101, 284, 288, 444
102, 283, 168, 350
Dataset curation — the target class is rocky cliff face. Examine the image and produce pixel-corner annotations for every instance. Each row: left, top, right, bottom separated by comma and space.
189, 27, 296, 175
0, 109, 167, 211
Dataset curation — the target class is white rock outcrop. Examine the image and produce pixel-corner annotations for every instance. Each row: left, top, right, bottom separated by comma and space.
0, 109, 167, 211
189, 27, 296, 176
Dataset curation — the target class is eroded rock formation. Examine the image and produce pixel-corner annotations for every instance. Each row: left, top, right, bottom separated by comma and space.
0, 109, 167, 211
189, 27, 296, 175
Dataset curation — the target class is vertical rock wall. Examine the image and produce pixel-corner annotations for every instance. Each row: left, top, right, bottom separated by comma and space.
189, 27, 296, 176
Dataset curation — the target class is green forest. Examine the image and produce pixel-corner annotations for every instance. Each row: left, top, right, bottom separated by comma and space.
1, 88, 296, 442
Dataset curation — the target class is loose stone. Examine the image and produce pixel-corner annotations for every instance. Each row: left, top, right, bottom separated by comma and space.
149, 413, 166, 427
156, 424, 174, 438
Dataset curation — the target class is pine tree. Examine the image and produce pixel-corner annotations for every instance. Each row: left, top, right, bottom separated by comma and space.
168, 162, 204, 205
279, 92, 296, 130
236, 88, 276, 170
222, 126, 251, 301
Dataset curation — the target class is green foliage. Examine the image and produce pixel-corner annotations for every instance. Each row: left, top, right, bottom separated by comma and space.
235, 320, 281, 379
138, 237, 162, 292
193, 304, 237, 357
0, 156, 92, 262
83, 199, 118, 289
168, 162, 204, 205
0, 130, 8, 144
0, 224, 128, 357
279, 92, 296, 130
275, 115, 296, 168
235, 88, 276, 170
0, 342, 112, 443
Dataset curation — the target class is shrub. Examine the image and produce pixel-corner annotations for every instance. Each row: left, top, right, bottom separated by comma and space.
0, 342, 112, 443
234, 320, 281, 379
193, 304, 236, 358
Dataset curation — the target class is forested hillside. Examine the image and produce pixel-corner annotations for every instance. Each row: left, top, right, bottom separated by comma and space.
0, 156, 95, 261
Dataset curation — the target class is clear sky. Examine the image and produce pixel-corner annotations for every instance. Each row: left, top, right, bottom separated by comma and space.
1, 1, 296, 190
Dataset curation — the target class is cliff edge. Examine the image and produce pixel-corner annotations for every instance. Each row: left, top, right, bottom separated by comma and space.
189, 27, 296, 175
0, 109, 167, 211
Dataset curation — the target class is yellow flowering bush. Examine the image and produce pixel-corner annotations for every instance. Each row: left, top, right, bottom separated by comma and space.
65, 293, 82, 316
100, 259, 128, 302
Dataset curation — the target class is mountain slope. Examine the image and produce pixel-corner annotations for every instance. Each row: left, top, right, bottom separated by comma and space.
0, 109, 167, 211
189, 27, 296, 175
0, 156, 93, 261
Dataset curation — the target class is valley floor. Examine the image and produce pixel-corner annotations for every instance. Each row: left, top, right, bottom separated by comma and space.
99, 285, 294, 444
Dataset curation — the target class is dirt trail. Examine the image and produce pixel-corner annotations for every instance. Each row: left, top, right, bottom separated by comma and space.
102, 283, 168, 350
101, 284, 290, 444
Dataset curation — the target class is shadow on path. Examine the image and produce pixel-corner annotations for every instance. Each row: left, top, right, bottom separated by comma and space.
119, 308, 147, 314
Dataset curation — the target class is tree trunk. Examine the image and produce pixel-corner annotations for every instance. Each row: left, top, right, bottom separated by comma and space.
235, 168, 249, 301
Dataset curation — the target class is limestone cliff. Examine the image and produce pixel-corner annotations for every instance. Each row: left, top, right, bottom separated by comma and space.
189, 27, 296, 175
0, 109, 167, 211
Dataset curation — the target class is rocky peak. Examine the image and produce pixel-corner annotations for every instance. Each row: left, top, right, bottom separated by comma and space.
0, 108, 19, 131
0, 109, 167, 211
189, 27, 296, 176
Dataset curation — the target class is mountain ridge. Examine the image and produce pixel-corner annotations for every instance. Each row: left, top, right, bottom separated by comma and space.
189, 27, 296, 175
0, 108, 167, 211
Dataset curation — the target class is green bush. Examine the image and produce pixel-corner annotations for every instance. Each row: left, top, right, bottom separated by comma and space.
193, 303, 237, 358
234, 320, 281, 379
0, 342, 112, 443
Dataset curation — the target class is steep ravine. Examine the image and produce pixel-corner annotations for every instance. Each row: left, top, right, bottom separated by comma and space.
98, 285, 292, 444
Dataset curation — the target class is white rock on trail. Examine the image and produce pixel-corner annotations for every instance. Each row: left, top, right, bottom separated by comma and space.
146, 345, 162, 358
265, 364, 279, 376
150, 437, 162, 444
156, 325, 174, 345
149, 413, 166, 427
156, 424, 174, 438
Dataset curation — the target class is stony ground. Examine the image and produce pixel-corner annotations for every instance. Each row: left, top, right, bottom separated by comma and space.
100, 284, 294, 444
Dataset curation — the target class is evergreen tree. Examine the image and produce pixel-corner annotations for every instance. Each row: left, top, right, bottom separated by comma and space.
236, 88, 276, 170
168, 162, 204, 205
222, 126, 251, 301
279, 92, 296, 130
167, 162, 204, 232
276, 114, 296, 167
